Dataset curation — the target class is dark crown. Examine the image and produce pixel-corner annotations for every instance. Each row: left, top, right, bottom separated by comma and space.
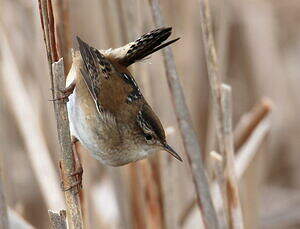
137, 104, 166, 142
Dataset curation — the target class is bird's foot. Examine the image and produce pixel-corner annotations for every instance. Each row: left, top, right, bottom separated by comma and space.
49, 81, 76, 102
59, 137, 83, 194
59, 161, 83, 195
49, 94, 70, 102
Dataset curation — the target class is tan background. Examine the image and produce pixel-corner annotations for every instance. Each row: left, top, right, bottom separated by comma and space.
0, 0, 299, 228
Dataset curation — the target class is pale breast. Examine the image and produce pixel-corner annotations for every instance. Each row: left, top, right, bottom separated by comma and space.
67, 88, 134, 166
67, 89, 103, 155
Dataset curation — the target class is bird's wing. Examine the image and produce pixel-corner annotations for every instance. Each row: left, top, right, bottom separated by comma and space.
111, 27, 180, 67
77, 36, 113, 113
77, 36, 144, 116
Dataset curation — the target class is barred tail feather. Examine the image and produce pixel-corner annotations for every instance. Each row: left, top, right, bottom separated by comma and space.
120, 27, 180, 66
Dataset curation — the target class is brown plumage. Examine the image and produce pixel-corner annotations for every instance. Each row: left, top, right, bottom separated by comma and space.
66, 27, 182, 166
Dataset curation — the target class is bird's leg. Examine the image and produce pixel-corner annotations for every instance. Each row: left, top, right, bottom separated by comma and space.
59, 136, 83, 194
59, 81, 76, 96
49, 81, 76, 102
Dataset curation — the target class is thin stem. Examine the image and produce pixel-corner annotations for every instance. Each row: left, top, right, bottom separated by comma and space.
179, 114, 271, 226
234, 98, 272, 151
198, 0, 232, 227
221, 84, 244, 229
54, 0, 72, 72
149, 1, 219, 228
52, 59, 83, 229
235, 117, 270, 178
198, 0, 224, 155
198, 0, 246, 227
209, 151, 229, 228
37, 0, 83, 227
48, 210, 67, 229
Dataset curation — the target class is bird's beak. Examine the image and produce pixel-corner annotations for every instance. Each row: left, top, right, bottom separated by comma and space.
163, 144, 183, 162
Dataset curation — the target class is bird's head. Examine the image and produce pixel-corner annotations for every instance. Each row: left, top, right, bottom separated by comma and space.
136, 104, 182, 162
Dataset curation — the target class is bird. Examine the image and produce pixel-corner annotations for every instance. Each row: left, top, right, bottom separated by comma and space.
64, 27, 182, 168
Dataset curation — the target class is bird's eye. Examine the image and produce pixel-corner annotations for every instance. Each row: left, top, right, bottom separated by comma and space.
145, 134, 153, 141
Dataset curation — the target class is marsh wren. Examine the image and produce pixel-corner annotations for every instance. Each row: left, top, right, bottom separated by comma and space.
66, 27, 182, 166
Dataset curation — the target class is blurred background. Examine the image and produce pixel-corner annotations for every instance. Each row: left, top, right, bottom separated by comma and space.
0, 0, 300, 228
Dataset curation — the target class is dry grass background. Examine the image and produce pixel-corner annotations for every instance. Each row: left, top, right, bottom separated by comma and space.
0, 0, 300, 228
